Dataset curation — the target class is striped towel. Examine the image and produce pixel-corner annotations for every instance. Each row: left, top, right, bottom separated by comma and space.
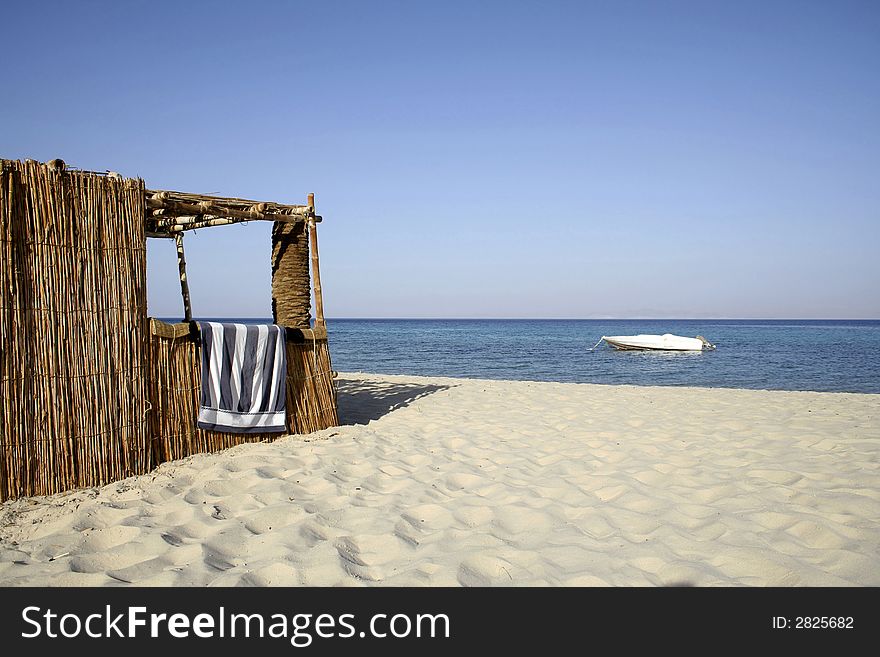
197, 322, 287, 433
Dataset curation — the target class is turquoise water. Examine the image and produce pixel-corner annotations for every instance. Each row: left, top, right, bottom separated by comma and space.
186, 319, 880, 393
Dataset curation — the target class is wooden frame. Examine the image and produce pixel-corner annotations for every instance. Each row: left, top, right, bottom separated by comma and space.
144, 189, 318, 238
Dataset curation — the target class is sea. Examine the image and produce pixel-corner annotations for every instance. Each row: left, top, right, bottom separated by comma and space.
187, 319, 880, 394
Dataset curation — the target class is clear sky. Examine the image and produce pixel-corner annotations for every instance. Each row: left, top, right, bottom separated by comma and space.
3, 0, 878, 318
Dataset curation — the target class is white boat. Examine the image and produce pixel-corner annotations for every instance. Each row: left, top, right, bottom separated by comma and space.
599, 334, 716, 351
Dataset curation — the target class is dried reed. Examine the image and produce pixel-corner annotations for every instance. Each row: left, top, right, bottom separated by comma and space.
0, 160, 149, 500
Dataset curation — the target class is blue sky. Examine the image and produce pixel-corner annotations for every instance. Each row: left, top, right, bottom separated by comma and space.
3, 0, 878, 318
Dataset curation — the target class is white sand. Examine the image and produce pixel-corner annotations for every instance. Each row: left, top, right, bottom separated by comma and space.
1, 372, 878, 586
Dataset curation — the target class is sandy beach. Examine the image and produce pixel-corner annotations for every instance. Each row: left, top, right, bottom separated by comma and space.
1, 372, 878, 587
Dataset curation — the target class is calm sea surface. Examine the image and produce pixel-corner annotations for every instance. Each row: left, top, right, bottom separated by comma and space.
191, 319, 880, 393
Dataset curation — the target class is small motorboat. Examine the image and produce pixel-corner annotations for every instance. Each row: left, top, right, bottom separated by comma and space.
597, 334, 716, 351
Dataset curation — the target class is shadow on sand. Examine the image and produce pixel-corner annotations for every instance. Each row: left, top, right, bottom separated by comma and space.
336, 376, 452, 425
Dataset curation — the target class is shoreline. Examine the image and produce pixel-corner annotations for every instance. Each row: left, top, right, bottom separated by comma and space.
336, 370, 880, 397
2, 372, 878, 586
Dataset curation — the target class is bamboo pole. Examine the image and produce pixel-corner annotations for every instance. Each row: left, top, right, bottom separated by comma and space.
154, 214, 309, 227
165, 217, 302, 232
146, 197, 309, 222
307, 193, 326, 328
174, 233, 193, 322
145, 189, 310, 214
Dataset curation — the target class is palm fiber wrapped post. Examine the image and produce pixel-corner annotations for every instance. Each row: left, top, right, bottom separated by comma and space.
271, 212, 311, 328
271, 193, 338, 432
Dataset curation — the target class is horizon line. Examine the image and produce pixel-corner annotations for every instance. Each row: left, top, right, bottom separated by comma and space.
156, 315, 880, 322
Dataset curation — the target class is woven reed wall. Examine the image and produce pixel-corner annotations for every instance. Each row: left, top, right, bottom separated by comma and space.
0, 160, 150, 501
147, 331, 338, 463
0, 159, 338, 502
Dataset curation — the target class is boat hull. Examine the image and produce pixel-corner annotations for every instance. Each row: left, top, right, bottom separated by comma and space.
602, 334, 707, 351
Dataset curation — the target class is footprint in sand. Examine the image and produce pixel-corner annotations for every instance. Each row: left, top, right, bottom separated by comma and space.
492, 507, 554, 535
747, 469, 804, 486
392, 504, 454, 547
400, 454, 432, 468
255, 466, 286, 479
453, 505, 494, 528
203, 479, 241, 497
242, 505, 305, 534
141, 488, 178, 505
77, 525, 141, 551
401, 504, 454, 531
183, 489, 209, 505
361, 474, 410, 495
241, 563, 300, 586
332, 462, 375, 480
69, 539, 157, 574
202, 531, 251, 571
70, 505, 138, 531
173, 520, 213, 539
335, 534, 402, 568
107, 556, 175, 584
297, 520, 333, 547
143, 508, 196, 527
224, 456, 273, 473
457, 554, 523, 586
444, 472, 486, 491
786, 520, 849, 550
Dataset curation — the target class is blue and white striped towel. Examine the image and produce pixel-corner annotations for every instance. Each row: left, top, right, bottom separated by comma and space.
197, 322, 287, 433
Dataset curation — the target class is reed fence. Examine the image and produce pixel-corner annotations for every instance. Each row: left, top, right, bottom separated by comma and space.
0, 159, 339, 501
147, 320, 338, 464
0, 160, 150, 500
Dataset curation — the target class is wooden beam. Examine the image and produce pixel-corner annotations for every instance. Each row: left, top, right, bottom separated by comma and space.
143, 189, 319, 238
149, 318, 328, 341
165, 218, 256, 232
145, 189, 310, 214
174, 233, 192, 322
146, 196, 308, 222
307, 193, 326, 328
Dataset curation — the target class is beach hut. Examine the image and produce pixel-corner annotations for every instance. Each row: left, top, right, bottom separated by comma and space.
0, 158, 338, 501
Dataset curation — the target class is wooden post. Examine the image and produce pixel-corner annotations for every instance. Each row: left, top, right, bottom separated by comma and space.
271, 201, 311, 328
174, 233, 192, 322
307, 193, 326, 328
